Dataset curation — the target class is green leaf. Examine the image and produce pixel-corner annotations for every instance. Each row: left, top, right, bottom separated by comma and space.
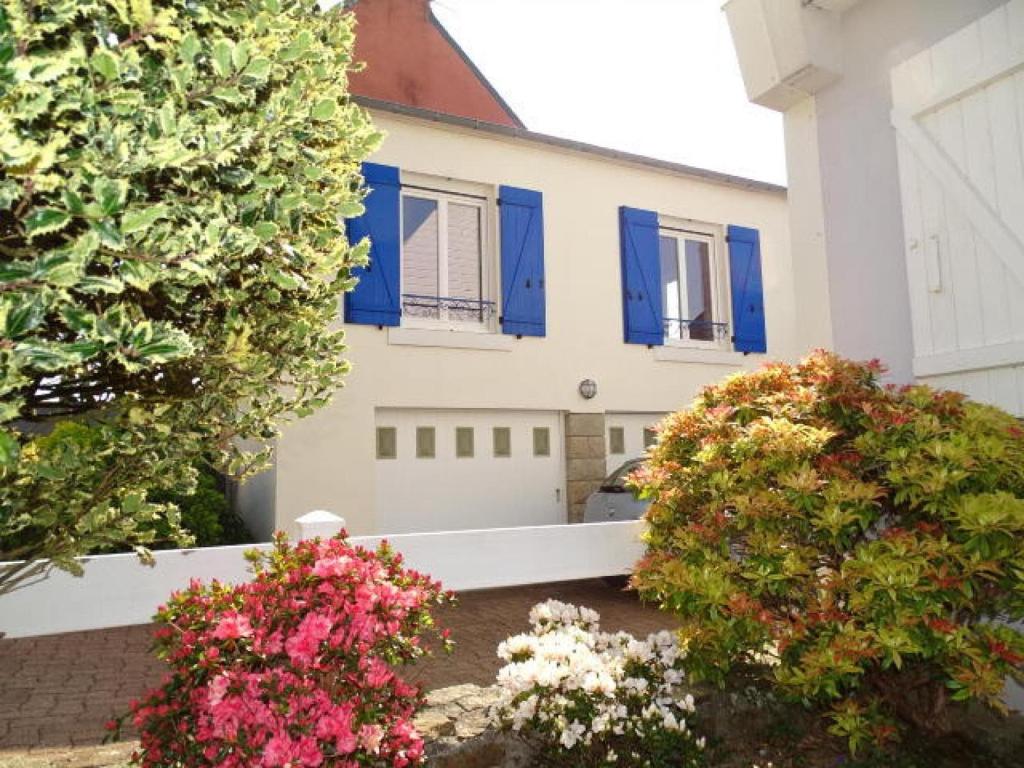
212, 40, 233, 78
34, 252, 82, 287
253, 221, 279, 240
179, 32, 202, 64
0, 430, 19, 470
311, 98, 336, 120
91, 220, 126, 250
90, 50, 119, 81
121, 205, 169, 235
4, 296, 45, 338
76, 275, 124, 294
24, 208, 71, 238
92, 178, 128, 216
243, 57, 272, 80
267, 266, 299, 290
212, 87, 245, 105
14, 342, 77, 371
336, 200, 363, 218
129, 0, 155, 25
61, 189, 85, 215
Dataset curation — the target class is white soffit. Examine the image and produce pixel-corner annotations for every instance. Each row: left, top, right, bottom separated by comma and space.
724, 0, 843, 112
803, 0, 863, 13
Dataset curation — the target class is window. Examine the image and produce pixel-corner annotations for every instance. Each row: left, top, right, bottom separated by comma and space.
493, 427, 511, 458
455, 426, 474, 458
643, 427, 658, 449
608, 426, 625, 455
533, 427, 551, 457
401, 185, 492, 331
376, 427, 397, 459
659, 226, 725, 346
416, 426, 435, 458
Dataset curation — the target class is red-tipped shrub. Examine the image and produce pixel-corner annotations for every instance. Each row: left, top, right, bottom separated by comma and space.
632, 351, 1024, 752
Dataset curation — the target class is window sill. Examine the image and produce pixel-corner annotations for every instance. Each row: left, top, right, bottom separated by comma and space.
653, 346, 749, 366
387, 327, 514, 352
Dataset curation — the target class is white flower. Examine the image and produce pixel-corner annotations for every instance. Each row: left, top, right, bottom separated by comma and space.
559, 721, 586, 749
497, 633, 538, 661
105, 32, 119, 46
494, 601, 703, 758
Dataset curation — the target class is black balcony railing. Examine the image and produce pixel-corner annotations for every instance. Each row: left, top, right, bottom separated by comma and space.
401, 294, 496, 323
664, 317, 729, 342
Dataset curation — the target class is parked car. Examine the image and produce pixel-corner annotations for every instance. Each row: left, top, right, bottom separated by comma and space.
582, 459, 649, 523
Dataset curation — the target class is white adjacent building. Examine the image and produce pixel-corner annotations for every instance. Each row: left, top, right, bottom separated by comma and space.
725, 0, 1024, 412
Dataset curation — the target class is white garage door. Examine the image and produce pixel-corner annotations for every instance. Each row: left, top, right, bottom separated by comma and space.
604, 412, 667, 474
375, 409, 565, 534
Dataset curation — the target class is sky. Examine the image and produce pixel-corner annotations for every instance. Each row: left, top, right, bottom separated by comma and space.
430, 0, 787, 186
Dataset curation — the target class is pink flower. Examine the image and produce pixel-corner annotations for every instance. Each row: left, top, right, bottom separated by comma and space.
312, 556, 352, 579
212, 612, 253, 641
263, 734, 297, 766
206, 674, 230, 706
296, 736, 324, 767
130, 534, 451, 768
357, 724, 383, 754
365, 658, 393, 689
285, 613, 333, 667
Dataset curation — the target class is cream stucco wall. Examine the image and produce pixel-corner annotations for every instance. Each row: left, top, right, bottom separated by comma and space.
239, 109, 824, 536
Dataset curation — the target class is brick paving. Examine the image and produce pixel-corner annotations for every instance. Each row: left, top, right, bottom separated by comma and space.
0, 579, 674, 759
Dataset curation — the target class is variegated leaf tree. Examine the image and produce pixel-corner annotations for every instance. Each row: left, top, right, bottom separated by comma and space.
0, 0, 380, 593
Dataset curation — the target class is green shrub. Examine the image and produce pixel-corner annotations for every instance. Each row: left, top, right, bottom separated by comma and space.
148, 464, 251, 548
631, 351, 1024, 752
0, 0, 379, 591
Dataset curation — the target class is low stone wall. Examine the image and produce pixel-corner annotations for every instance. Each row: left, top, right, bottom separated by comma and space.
416, 684, 534, 768
0, 684, 529, 768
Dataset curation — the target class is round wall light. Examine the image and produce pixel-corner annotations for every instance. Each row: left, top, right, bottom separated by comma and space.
578, 378, 598, 400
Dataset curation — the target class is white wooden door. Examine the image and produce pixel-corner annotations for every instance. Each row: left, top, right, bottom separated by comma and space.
890, 0, 1024, 414
374, 408, 565, 534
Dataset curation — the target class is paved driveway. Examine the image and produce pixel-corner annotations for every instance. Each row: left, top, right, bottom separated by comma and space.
0, 579, 674, 756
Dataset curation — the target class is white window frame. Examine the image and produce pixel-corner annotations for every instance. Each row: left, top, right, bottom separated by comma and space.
657, 218, 729, 350
399, 174, 497, 334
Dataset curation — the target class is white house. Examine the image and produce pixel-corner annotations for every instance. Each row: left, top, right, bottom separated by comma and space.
236, 0, 827, 539
725, 0, 1024, 413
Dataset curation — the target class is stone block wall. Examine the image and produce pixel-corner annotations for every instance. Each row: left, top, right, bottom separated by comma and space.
564, 412, 607, 523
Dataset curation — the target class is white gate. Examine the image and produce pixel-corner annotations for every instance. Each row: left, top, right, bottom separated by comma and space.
890, 0, 1024, 414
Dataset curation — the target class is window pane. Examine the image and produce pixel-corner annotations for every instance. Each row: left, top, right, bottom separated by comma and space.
493, 427, 511, 458
643, 427, 658, 449
608, 426, 625, 455
533, 427, 550, 457
447, 203, 483, 322
416, 426, 435, 459
684, 239, 714, 341
402, 196, 439, 319
659, 236, 682, 339
376, 427, 397, 460
455, 426, 474, 458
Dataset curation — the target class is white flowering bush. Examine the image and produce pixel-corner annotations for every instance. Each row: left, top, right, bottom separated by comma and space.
493, 600, 706, 767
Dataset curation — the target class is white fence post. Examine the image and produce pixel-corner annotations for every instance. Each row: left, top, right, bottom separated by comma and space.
294, 510, 346, 541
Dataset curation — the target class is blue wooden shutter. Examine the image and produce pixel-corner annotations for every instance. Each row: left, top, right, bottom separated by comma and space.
344, 162, 401, 326
727, 224, 767, 353
619, 207, 663, 345
499, 186, 545, 337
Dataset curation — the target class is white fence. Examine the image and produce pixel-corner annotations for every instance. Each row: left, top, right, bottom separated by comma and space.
0, 515, 645, 639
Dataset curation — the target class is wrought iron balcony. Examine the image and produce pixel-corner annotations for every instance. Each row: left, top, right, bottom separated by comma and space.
401, 294, 496, 323
664, 317, 729, 342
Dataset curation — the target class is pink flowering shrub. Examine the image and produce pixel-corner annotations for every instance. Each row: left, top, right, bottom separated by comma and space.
116, 533, 453, 767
